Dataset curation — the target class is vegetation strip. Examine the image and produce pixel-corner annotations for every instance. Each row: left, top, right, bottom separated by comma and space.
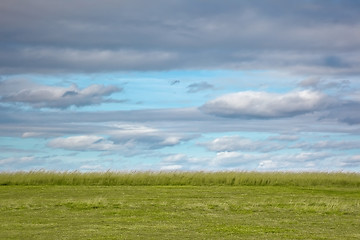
0, 171, 360, 187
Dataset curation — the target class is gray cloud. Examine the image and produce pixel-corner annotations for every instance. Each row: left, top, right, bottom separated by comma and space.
200, 90, 334, 118
299, 77, 351, 90
0, 79, 121, 108
170, 80, 180, 85
200, 135, 284, 152
1, 0, 360, 74
187, 82, 214, 93
293, 140, 360, 151
2, 105, 360, 142
268, 134, 299, 141
326, 102, 360, 124
338, 155, 360, 168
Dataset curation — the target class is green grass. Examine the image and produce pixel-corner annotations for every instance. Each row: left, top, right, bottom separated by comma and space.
1, 171, 360, 187
0, 171, 359, 239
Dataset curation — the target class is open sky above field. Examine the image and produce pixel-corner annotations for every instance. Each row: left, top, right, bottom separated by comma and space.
1, 0, 360, 172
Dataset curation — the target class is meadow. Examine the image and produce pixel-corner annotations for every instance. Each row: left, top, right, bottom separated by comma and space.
0, 171, 359, 239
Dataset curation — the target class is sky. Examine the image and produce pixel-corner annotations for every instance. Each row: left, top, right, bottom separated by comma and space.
1, 0, 360, 172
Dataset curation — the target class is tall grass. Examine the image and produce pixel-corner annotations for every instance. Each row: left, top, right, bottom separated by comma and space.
1, 171, 360, 187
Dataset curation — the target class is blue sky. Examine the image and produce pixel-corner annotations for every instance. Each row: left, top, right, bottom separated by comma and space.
1, 0, 360, 172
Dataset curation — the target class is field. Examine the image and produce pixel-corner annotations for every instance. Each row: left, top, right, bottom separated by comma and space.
0, 171, 359, 239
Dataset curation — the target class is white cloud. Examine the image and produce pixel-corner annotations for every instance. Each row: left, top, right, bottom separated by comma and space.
0, 156, 41, 170
200, 135, 284, 152
160, 154, 211, 171
258, 160, 279, 169
283, 152, 330, 162
22, 132, 45, 138
0, 156, 35, 165
215, 151, 244, 161
160, 165, 183, 171
48, 135, 116, 151
201, 90, 333, 118
46, 123, 189, 154
211, 151, 260, 168
338, 155, 360, 167
80, 164, 104, 171
162, 154, 188, 163
108, 123, 188, 149
159, 150, 340, 171
0, 79, 120, 108
257, 152, 332, 171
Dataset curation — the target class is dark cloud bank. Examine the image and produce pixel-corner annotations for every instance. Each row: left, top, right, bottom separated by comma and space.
1, 0, 360, 74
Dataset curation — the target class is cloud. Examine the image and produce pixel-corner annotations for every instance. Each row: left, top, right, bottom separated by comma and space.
0, 79, 121, 108
0, 156, 42, 170
162, 154, 188, 164
160, 153, 210, 170
212, 150, 332, 170
298, 77, 350, 90
22, 132, 47, 138
293, 140, 360, 151
200, 135, 284, 152
170, 80, 180, 85
2, 103, 360, 143
211, 152, 262, 168
80, 164, 104, 171
338, 155, 360, 167
324, 56, 349, 68
48, 135, 116, 151
0, 156, 35, 166
284, 152, 331, 162
107, 123, 190, 149
187, 82, 214, 93
258, 160, 280, 170
159, 150, 339, 171
268, 134, 299, 141
1, 0, 360, 74
46, 123, 191, 155
0, 48, 178, 73
347, 90, 360, 102
326, 102, 360, 125
201, 90, 333, 118
160, 165, 183, 171
257, 152, 334, 170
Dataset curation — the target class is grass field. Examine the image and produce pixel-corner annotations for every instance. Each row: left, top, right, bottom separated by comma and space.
0, 171, 359, 239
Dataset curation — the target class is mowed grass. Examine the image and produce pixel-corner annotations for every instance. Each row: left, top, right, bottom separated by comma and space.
0, 172, 359, 239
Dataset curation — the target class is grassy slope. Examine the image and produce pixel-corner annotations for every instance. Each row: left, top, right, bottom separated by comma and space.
0, 172, 359, 239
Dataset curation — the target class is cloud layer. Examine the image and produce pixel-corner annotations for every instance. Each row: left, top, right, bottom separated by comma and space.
0, 79, 121, 108
201, 90, 333, 118
1, 0, 360, 74
200, 136, 283, 152
48, 135, 116, 151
